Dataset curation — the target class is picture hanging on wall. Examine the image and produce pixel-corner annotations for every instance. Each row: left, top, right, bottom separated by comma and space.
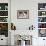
17, 10, 29, 19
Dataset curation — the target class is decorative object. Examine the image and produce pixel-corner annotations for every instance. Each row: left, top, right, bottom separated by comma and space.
19, 35, 32, 45
0, 17, 8, 22
38, 23, 46, 28
5, 6, 8, 10
38, 11, 46, 16
42, 12, 45, 15
38, 3, 46, 10
17, 10, 29, 19
0, 11, 8, 16
0, 3, 8, 10
0, 6, 1, 10
29, 25, 35, 30
15, 35, 32, 46
39, 29, 46, 37
21, 40, 25, 46
38, 17, 46, 22
0, 23, 8, 37
11, 23, 16, 30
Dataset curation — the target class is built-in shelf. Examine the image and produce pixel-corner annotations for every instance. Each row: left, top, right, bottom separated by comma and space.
0, 22, 8, 23
38, 3, 46, 37
38, 10, 46, 11
38, 16, 46, 17
0, 3, 8, 37
0, 10, 8, 11
0, 16, 8, 17
38, 28, 46, 29
38, 22, 46, 23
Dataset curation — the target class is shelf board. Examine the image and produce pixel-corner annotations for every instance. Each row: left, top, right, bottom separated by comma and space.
38, 10, 46, 11
0, 16, 8, 17
0, 10, 8, 11
38, 16, 46, 17
38, 28, 46, 29
38, 22, 46, 23
0, 22, 8, 23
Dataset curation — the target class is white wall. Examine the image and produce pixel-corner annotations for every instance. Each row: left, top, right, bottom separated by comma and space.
11, 0, 38, 30
11, 0, 46, 46
11, 0, 46, 30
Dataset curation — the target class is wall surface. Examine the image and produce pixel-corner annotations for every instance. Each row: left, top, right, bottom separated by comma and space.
11, 0, 38, 30
11, 0, 46, 46
0, 0, 46, 46
11, 0, 46, 30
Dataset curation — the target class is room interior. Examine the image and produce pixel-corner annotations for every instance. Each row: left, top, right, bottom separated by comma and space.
0, 0, 46, 46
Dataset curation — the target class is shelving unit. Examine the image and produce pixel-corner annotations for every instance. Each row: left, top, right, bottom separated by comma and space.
38, 10, 46, 11
0, 3, 8, 37
38, 3, 46, 37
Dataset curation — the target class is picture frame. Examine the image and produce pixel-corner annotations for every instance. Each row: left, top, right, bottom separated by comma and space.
17, 10, 29, 19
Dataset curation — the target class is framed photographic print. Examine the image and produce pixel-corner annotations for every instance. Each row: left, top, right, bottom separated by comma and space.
17, 10, 29, 19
